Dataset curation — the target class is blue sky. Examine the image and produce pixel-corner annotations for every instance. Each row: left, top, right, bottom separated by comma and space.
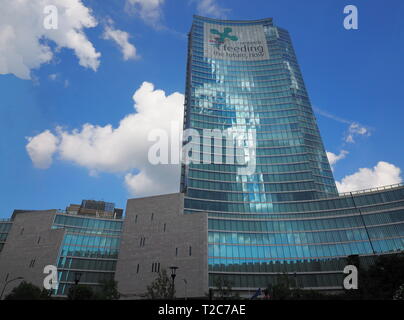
0, 0, 403, 218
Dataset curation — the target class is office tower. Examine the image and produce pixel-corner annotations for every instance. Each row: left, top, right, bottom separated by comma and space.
180, 16, 404, 292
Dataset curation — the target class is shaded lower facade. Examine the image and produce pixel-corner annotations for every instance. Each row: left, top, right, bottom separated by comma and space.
204, 184, 404, 293
0, 185, 403, 298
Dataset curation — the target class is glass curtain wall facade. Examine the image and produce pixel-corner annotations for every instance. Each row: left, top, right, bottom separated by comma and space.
182, 16, 404, 290
0, 220, 12, 254
52, 213, 123, 296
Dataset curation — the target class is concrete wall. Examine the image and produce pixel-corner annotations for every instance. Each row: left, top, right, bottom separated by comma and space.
0, 210, 64, 298
115, 193, 208, 299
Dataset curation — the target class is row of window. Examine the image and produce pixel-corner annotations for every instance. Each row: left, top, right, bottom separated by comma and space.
0, 233, 8, 242
207, 213, 404, 233
208, 215, 366, 232
188, 104, 313, 119
58, 270, 114, 284
62, 233, 121, 249
192, 64, 300, 76
208, 255, 361, 273
189, 120, 309, 134
192, 69, 299, 84
185, 192, 324, 210
191, 51, 297, 70
208, 272, 343, 289
209, 223, 404, 245
208, 240, 377, 260
208, 228, 371, 246
52, 225, 120, 236
189, 105, 313, 118
188, 169, 314, 182
190, 95, 299, 108
200, 200, 404, 220
188, 162, 315, 174
59, 245, 119, 259
189, 162, 332, 177
192, 64, 294, 79
57, 257, 117, 271
190, 111, 315, 124
185, 188, 404, 212
190, 57, 296, 71
187, 179, 317, 193
0, 223, 12, 233
53, 214, 123, 231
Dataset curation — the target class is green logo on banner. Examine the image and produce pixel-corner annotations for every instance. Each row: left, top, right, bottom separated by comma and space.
210, 27, 238, 47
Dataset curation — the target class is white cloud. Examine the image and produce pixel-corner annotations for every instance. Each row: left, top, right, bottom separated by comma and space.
196, 0, 229, 18
313, 107, 371, 145
126, 0, 165, 28
345, 122, 370, 143
0, 0, 100, 80
26, 82, 184, 197
336, 161, 402, 193
102, 22, 138, 60
49, 73, 58, 80
26, 130, 59, 169
327, 150, 349, 168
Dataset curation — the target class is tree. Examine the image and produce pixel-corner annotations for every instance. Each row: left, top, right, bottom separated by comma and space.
393, 284, 404, 300
146, 269, 174, 299
67, 284, 95, 300
360, 253, 404, 299
4, 281, 51, 300
96, 280, 120, 300
213, 276, 234, 299
268, 273, 292, 300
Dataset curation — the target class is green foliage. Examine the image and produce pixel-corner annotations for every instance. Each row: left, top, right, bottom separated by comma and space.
4, 281, 52, 300
393, 284, 404, 300
213, 276, 233, 299
264, 253, 404, 300
67, 284, 95, 300
146, 269, 174, 299
360, 253, 404, 299
95, 280, 120, 300
267, 273, 294, 300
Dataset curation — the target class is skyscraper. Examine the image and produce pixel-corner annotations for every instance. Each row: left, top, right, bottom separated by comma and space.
182, 16, 338, 215
180, 16, 404, 291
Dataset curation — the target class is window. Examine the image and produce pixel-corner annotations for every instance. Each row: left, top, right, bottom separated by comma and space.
136, 264, 140, 274
189, 246, 192, 256
29, 258, 36, 268
151, 262, 160, 273
176, 248, 178, 256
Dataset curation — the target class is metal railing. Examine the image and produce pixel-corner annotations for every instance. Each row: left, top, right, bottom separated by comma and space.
339, 183, 403, 197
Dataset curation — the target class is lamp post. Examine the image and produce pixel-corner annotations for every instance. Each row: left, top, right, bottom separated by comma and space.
183, 279, 187, 300
169, 266, 178, 299
0, 276, 24, 300
74, 272, 82, 286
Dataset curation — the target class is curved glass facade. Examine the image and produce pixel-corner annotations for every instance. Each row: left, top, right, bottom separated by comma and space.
182, 16, 404, 290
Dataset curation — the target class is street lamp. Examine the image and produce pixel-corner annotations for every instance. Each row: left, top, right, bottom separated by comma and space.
0, 276, 24, 300
72, 272, 82, 300
169, 266, 178, 299
183, 279, 187, 300
74, 272, 82, 285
